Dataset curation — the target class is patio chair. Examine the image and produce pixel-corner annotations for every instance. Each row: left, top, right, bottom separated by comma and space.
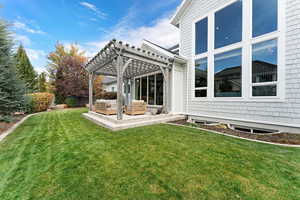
94, 100, 117, 115
125, 100, 147, 115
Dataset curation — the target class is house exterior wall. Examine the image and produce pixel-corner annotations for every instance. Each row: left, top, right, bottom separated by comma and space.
171, 62, 185, 113
104, 83, 117, 92
179, 0, 300, 132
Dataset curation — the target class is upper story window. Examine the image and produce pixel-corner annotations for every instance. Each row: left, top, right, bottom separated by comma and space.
253, 0, 278, 38
193, 0, 282, 100
215, 0, 243, 49
195, 17, 208, 55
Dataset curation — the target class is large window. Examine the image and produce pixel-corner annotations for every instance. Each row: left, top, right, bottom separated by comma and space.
195, 58, 208, 97
135, 73, 163, 105
141, 77, 148, 102
156, 74, 164, 105
148, 75, 155, 105
252, 39, 278, 96
135, 78, 141, 100
195, 17, 208, 54
253, 0, 278, 38
214, 0, 242, 49
194, 0, 281, 100
214, 49, 242, 97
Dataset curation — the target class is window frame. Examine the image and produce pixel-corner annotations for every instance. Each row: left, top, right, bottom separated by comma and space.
192, 0, 285, 102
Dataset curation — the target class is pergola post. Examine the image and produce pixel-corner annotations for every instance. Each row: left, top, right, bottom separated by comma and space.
88, 73, 94, 112
117, 54, 124, 120
162, 68, 170, 114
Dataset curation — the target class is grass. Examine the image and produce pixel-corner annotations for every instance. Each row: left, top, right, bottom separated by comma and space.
0, 108, 299, 200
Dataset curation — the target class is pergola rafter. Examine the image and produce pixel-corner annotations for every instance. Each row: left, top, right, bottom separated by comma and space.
85, 39, 173, 120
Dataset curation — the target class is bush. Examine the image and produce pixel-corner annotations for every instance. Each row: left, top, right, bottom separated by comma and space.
100, 92, 117, 100
0, 115, 12, 123
65, 97, 78, 108
24, 95, 34, 114
27, 93, 54, 113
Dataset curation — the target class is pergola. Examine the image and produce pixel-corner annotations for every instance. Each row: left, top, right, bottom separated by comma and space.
85, 39, 174, 120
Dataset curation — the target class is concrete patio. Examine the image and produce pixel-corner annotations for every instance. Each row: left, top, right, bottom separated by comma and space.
83, 111, 186, 131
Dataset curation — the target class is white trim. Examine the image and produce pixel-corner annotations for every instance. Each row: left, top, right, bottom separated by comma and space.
191, 0, 285, 102
171, 0, 192, 26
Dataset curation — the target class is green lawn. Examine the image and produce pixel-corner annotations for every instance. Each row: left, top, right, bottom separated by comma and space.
0, 109, 299, 200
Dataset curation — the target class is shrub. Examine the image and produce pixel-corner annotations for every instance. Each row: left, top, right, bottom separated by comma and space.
27, 93, 54, 112
100, 92, 117, 100
24, 95, 34, 114
0, 115, 13, 123
65, 97, 78, 108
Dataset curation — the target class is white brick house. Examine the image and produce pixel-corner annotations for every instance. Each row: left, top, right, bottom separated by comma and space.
165, 0, 300, 133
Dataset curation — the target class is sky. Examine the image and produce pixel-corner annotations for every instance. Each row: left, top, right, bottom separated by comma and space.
0, 0, 181, 73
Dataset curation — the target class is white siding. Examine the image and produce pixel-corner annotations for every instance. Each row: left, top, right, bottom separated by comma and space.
180, 0, 300, 128
104, 83, 117, 92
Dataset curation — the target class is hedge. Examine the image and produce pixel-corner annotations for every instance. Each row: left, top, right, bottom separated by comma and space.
65, 97, 78, 108
27, 93, 54, 113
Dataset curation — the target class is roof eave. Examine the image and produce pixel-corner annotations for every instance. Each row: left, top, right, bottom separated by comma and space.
170, 0, 192, 26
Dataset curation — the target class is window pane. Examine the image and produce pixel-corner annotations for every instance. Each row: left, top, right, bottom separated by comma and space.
156, 74, 164, 105
135, 78, 140, 100
141, 77, 147, 103
195, 58, 208, 88
215, 0, 242, 49
195, 17, 208, 54
214, 48, 242, 97
253, 85, 277, 96
253, 0, 278, 38
252, 39, 277, 83
148, 75, 155, 105
195, 90, 207, 98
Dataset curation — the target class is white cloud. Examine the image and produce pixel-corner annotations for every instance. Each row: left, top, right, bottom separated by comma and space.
84, 13, 179, 55
26, 48, 47, 73
80, 2, 107, 19
13, 33, 31, 46
26, 48, 46, 61
13, 21, 45, 35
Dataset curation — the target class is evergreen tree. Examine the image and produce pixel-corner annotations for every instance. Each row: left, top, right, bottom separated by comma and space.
37, 72, 47, 92
15, 44, 38, 92
0, 20, 26, 120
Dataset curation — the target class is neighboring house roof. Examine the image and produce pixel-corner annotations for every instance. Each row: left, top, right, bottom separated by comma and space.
168, 44, 180, 55
102, 76, 117, 85
171, 0, 193, 26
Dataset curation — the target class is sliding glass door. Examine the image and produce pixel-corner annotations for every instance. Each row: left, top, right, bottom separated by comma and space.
135, 73, 163, 106
156, 74, 163, 105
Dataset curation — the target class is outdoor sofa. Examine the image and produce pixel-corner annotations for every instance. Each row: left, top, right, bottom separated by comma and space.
94, 100, 117, 115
